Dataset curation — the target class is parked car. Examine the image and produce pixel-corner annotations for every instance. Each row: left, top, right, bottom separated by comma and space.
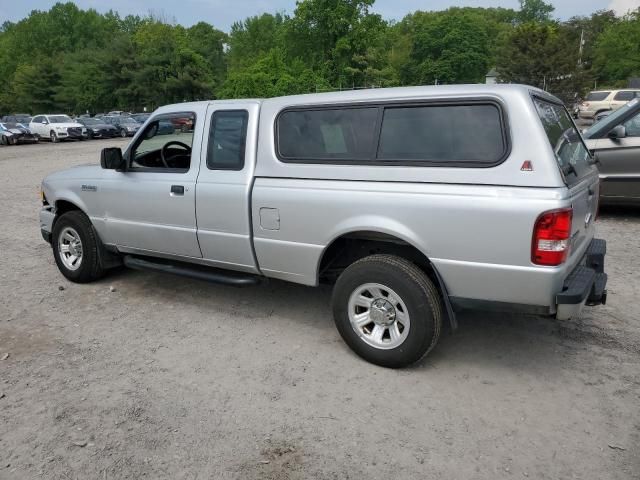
0, 122, 39, 145
107, 111, 131, 116
76, 118, 119, 139
102, 116, 141, 137
130, 113, 150, 124
29, 114, 86, 142
578, 89, 640, 120
2, 114, 32, 124
39, 85, 608, 368
157, 120, 175, 135
169, 116, 194, 132
583, 97, 640, 205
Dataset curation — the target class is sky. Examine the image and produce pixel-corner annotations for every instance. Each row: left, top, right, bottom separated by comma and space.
1, 0, 639, 32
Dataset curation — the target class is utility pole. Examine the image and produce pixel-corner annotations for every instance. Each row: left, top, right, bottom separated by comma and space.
578, 29, 585, 66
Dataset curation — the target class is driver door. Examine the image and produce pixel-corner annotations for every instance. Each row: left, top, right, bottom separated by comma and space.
100, 109, 204, 258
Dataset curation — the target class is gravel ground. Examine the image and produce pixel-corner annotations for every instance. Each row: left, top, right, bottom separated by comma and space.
1, 140, 639, 480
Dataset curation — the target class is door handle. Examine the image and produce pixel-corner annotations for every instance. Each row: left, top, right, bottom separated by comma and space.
170, 185, 184, 196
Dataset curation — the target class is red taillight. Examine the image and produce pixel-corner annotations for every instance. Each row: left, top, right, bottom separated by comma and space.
532, 208, 573, 266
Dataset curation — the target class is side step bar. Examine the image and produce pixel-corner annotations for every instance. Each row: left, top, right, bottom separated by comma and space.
123, 255, 262, 287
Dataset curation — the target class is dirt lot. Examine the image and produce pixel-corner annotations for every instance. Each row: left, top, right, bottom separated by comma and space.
1, 140, 639, 480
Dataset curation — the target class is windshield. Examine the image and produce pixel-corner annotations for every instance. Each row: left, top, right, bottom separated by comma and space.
82, 119, 101, 125
533, 97, 592, 184
49, 115, 73, 123
584, 97, 640, 138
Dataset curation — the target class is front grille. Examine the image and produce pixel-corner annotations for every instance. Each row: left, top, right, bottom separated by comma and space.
67, 127, 82, 136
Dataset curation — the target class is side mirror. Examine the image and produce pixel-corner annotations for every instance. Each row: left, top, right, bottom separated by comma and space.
101, 147, 125, 170
41, 120, 48, 125
607, 125, 626, 140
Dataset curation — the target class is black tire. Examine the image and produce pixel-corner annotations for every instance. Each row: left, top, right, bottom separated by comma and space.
120, 128, 127, 138
1, 135, 8, 146
50, 130, 58, 143
52, 211, 105, 283
332, 254, 442, 368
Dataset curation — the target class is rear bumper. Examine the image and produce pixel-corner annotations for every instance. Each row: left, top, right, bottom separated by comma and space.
556, 238, 607, 320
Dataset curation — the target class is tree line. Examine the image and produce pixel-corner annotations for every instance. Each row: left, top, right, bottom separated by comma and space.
0, 0, 639, 114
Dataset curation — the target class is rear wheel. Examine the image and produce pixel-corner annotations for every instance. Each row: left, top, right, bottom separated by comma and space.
332, 254, 442, 368
52, 211, 105, 283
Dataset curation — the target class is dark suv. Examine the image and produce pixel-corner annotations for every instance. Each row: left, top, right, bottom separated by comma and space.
103, 116, 141, 137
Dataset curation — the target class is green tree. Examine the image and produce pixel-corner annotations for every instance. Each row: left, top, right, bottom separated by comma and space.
496, 22, 587, 102
227, 14, 286, 71
593, 10, 640, 85
518, 0, 555, 23
284, 0, 387, 87
394, 8, 516, 86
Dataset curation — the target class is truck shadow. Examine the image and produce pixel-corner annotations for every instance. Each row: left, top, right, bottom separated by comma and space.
106, 269, 630, 372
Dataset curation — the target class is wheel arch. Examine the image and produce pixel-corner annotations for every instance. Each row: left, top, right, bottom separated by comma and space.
52, 197, 88, 229
52, 198, 121, 269
317, 228, 457, 329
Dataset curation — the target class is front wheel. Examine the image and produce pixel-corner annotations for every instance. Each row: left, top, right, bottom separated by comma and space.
52, 211, 105, 283
332, 254, 442, 368
120, 129, 127, 138
1, 135, 8, 145
50, 131, 59, 143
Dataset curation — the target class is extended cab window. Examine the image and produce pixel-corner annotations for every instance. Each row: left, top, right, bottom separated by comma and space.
130, 113, 195, 172
533, 97, 591, 184
207, 110, 248, 170
378, 104, 506, 164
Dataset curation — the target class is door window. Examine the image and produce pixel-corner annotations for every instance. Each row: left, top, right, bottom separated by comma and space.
129, 113, 195, 172
613, 91, 638, 102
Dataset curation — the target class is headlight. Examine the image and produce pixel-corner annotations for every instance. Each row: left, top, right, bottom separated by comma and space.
82, 128, 87, 133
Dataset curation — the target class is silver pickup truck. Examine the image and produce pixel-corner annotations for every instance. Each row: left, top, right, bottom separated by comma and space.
39, 85, 608, 367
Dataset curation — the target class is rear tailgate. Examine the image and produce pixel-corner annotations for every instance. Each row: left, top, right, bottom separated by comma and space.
565, 172, 600, 267
533, 96, 600, 263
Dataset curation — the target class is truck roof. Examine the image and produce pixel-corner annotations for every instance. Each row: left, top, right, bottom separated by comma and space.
154, 84, 561, 114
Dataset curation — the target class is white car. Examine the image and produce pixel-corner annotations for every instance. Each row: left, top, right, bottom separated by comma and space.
578, 89, 640, 120
29, 114, 87, 143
